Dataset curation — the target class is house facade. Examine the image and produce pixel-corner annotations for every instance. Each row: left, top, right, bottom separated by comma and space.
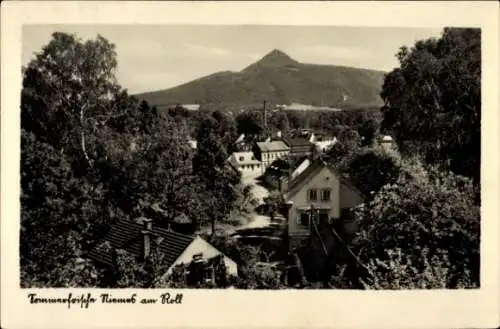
379, 135, 394, 151
227, 151, 262, 175
283, 136, 314, 159
254, 141, 290, 173
282, 160, 365, 250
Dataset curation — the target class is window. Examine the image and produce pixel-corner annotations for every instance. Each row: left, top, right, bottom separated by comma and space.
250, 164, 254, 170
239, 156, 244, 161
308, 189, 318, 201
298, 213, 310, 227
251, 156, 256, 160
321, 189, 331, 201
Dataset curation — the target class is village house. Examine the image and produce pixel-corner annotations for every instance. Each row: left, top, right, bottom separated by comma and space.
171, 104, 200, 111
253, 140, 290, 173
187, 139, 197, 150
283, 135, 314, 159
227, 151, 262, 175
312, 137, 337, 156
379, 135, 394, 151
88, 218, 238, 285
280, 159, 365, 251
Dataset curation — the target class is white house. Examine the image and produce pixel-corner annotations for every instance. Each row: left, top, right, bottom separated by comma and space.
227, 151, 263, 174
313, 137, 338, 154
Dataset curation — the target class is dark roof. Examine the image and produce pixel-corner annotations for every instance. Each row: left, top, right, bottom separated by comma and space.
88, 219, 194, 268
256, 141, 290, 152
283, 137, 313, 148
284, 159, 366, 201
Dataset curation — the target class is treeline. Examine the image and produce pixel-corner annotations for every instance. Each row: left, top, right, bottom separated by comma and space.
230, 108, 381, 148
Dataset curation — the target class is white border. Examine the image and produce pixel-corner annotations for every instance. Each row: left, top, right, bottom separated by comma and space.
2, 2, 499, 329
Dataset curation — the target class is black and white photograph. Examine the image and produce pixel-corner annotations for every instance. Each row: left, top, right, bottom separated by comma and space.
19, 23, 481, 290
2, 2, 499, 329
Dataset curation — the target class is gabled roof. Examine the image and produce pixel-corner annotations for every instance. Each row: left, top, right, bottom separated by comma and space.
88, 219, 195, 268
284, 159, 366, 201
256, 141, 290, 152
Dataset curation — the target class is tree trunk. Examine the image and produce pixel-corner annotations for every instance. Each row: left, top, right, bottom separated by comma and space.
80, 107, 92, 167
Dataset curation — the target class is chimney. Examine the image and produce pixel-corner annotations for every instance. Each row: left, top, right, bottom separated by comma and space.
141, 218, 153, 259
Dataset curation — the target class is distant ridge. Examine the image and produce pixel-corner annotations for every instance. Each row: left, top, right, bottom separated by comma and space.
135, 49, 386, 111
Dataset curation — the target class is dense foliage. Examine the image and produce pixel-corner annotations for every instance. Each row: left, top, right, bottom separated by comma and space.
20, 33, 240, 287
380, 28, 481, 181
353, 161, 480, 288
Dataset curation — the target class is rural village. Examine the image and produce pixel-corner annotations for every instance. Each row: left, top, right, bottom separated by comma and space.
20, 27, 480, 289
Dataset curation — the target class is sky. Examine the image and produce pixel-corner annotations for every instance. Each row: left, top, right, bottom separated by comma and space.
22, 25, 443, 94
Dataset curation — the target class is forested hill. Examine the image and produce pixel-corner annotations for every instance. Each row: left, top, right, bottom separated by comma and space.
135, 49, 386, 111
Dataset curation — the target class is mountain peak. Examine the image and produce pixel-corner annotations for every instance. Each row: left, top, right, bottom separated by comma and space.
242, 49, 299, 72
262, 49, 294, 60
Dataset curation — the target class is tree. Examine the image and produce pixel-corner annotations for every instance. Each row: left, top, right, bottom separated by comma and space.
236, 110, 264, 138
212, 110, 238, 154
108, 116, 200, 226
380, 28, 480, 182
263, 191, 286, 221
343, 147, 401, 197
20, 129, 106, 287
352, 160, 480, 288
270, 111, 291, 134
193, 112, 241, 234
357, 116, 379, 147
21, 32, 197, 287
339, 128, 361, 151
22, 32, 121, 169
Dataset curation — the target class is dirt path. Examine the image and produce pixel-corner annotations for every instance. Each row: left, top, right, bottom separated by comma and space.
239, 172, 272, 228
